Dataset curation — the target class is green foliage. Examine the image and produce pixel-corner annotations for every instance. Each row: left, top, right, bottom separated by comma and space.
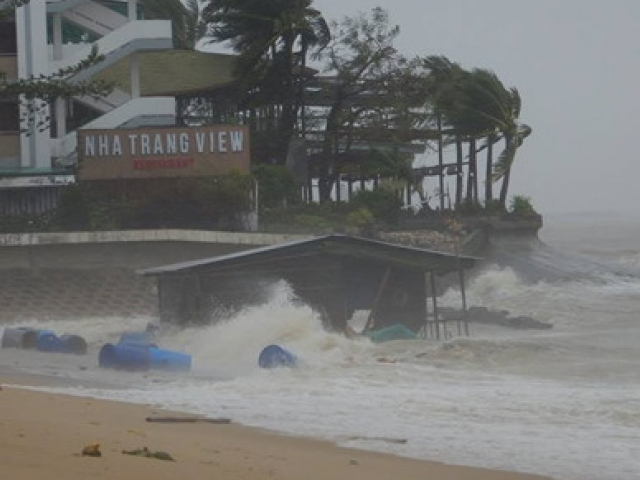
346, 207, 374, 228
0, 213, 54, 233
55, 183, 92, 230
509, 195, 537, 217
252, 164, 298, 209
483, 199, 505, 215
292, 213, 333, 230
351, 186, 403, 224
456, 200, 482, 216
52, 174, 255, 231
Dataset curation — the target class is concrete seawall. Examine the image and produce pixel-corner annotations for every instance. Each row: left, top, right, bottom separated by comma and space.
0, 221, 540, 323
0, 230, 308, 323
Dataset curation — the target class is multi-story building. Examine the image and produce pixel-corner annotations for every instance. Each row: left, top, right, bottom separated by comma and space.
0, 0, 175, 210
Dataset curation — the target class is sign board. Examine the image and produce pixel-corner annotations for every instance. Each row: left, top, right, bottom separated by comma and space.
77, 125, 250, 180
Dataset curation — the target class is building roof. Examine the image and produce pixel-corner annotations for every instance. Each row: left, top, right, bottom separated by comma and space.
96, 50, 237, 96
139, 234, 477, 276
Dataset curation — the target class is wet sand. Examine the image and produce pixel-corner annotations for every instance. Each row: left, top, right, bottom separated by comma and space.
0, 371, 557, 480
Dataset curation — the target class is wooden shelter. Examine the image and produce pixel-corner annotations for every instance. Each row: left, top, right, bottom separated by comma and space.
140, 235, 476, 338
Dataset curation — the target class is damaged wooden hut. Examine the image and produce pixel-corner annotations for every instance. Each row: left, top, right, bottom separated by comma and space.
140, 234, 477, 339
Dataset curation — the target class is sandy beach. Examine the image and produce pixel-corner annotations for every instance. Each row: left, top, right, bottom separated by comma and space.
0, 371, 556, 480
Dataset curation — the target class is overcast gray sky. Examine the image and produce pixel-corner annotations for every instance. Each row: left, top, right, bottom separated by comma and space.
311, 0, 640, 216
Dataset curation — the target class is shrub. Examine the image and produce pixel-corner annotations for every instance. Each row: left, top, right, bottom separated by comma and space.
509, 195, 538, 217
346, 207, 375, 229
351, 186, 403, 224
252, 164, 298, 209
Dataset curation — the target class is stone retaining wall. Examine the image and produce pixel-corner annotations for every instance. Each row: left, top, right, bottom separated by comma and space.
0, 231, 307, 323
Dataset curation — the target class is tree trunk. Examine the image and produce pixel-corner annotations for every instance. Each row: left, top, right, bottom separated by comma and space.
455, 137, 463, 207
498, 135, 513, 208
276, 36, 297, 164
499, 167, 511, 209
484, 134, 494, 204
437, 114, 445, 211
465, 138, 476, 204
319, 102, 342, 202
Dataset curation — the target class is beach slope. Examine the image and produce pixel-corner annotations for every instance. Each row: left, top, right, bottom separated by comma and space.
0, 382, 555, 480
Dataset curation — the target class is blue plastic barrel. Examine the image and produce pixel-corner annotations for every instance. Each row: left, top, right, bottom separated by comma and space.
35, 330, 61, 352
1, 327, 34, 349
99, 343, 151, 371
119, 330, 156, 346
148, 347, 192, 371
258, 344, 297, 369
21, 329, 49, 349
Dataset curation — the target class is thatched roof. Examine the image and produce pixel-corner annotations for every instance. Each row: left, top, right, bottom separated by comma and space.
96, 50, 237, 96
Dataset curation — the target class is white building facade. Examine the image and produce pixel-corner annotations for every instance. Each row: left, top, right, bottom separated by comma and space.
0, 0, 175, 190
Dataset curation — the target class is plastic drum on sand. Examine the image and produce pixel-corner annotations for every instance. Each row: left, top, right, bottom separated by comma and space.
1, 327, 35, 349
258, 344, 297, 369
99, 343, 152, 371
35, 330, 61, 352
148, 347, 192, 371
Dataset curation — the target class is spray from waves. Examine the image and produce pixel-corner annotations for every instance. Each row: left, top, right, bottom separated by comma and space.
156, 281, 376, 377
433, 248, 640, 381
482, 234, 640, 283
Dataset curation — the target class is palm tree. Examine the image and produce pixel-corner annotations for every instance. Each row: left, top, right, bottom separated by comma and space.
142, 0, 206, 50
203, 0, 330, 163
422, 56, 469, 208
491, 87, 532, 207
452, 69, 532, 209
423, 59, 531, 210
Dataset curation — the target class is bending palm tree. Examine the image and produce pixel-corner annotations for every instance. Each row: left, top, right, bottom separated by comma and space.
204, 0, 330, 163
492, 88, 532, 208
424, 57, 531, 210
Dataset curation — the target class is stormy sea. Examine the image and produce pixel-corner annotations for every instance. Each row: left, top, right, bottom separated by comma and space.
2, 212, 639, 480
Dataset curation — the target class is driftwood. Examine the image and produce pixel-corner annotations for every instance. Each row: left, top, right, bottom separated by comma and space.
145, 416, 231, 424
122, 447, 175, 461
346, 436, 408, 444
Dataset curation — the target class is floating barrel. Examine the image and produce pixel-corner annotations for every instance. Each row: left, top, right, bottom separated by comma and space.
148, 347, 192, 371
258, 344, 297, 369
99, 343, 152, 371
1, 327, 35, 349
3, 328, 87, 354
35, 330, 61, 352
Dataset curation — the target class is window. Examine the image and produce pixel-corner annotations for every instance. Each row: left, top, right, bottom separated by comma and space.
0, 101, 20, 132
0, 22, 17, 55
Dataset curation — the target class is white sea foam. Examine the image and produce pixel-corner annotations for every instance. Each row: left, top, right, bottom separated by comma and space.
5, 219, 640, 480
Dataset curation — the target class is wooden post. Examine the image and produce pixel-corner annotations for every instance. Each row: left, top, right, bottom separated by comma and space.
459, 268, 469, 336
430, 271, 440, 340
438, 115, 445, 211
364, 266, 392, 332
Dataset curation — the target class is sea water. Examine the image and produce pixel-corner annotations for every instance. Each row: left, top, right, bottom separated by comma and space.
2, 212, 640, 480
